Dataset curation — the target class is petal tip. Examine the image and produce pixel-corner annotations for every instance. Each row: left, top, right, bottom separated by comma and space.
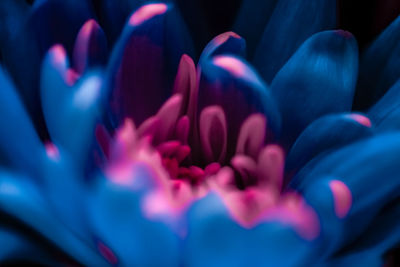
129, 3, 168, 27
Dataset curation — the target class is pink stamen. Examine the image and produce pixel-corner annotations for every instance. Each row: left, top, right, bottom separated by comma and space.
129, 3, 168, 26
175, 116, 190, 144
231, 155, 258, 185
236, 113, 266, 158
199, 106, 228, 163
257, 145, 284, 190
329, 180, 352, 218
153, 94, 183, 143
157, 141, 181, 157
137, 116, 160, 139
173, 55, 197, 117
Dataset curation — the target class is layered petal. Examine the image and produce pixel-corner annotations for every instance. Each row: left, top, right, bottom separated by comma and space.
253, 0, 337, 83
200, 31, 246, 63
354, 15, 400, 109
294, 133, 400, 259
0, 227, 57, 265
0, 171, 108, 266
0, 67, 45, 177
73, 19, 108, 75
198, 55, 281, 159
368, 79, 400, 132
286, 113, 372, 174
41, 45, 104, 170
0, 0, 94, 134
107, 2, 194, 126
324, 198, 400, 266
233, 0, 279, 58
88, 167, 180, 266
271, 30, 358, 147
184, 193, 319, 266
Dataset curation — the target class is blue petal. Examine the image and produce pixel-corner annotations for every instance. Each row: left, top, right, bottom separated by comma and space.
271, 30, 358, 148
0, 0, 94, 133
88, 166, 180, 266
0, 227, 56, 265
96, 0, 152, 44
199, 32, 246, 63
0, 171, 108, 266
41, 46, 104, 170
325, 199, 400, 266
368, 79, 400, 132
198, 55, 281, 156
354, 15, 400, 110
0, 67, 45, 177
294, 133, 400, 257
184, 193, 317, 266
253, 0, 336, 83
106, 2, 194, 126
286, 113, 372, 175
233, 0, 279, 58
0, 0, 29, 47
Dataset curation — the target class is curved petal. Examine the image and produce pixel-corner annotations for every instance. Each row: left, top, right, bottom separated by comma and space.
88, 167, 180, 266
184, 193, 319, 266
294, 133, 400, 258
0, 67, 45, 178
271, 30, 358, 148
233, 0, 279, 58
253, 0, 337, 83
286, 113, 373, 174
199, 31, 246, 63
0, 0, 94, 133
0, 1, 29, 46
198, 55, 281, 158
41, 46, 104, 170
354, 15, 400, 109
73, 19, 108, 75
324, 199, 400, 266
106, 2, 194, 126
368, 79, 400, 132
0, 226, 60, 265
0, 171, 108, 266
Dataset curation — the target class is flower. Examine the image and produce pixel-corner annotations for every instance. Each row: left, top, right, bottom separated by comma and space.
0, 0, 399, 266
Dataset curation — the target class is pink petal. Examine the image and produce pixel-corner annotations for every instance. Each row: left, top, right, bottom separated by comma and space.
199, 106, 228, 163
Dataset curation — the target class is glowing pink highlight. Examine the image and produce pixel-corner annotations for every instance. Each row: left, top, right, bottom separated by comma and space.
129, 3, 168, 26
347, 114, 372, 128
51, 44, 67, 65
213, 56, 246, 78
329, 180, 352, 218
45, 142, 60, 161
